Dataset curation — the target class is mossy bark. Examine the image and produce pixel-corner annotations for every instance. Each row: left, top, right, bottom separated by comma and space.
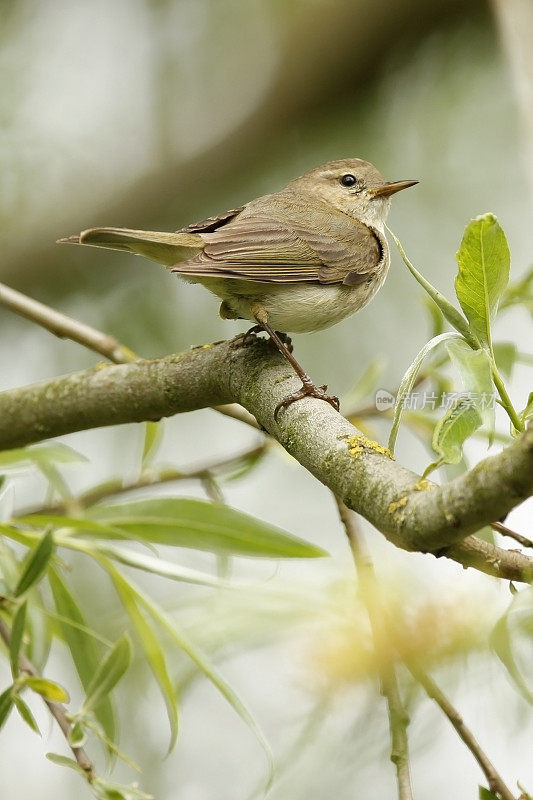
1, 336, 532, 581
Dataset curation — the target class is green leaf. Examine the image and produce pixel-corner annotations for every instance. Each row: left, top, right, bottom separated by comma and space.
111, 569, 274, 792
23, 677, 69, 703
92, 542, 235, 587
445, 339, 495, 437
388, 332, 462, 453
68, 720, 87, 748
499, 264, 533, 314
479, 788, 499, 800
46, 752, 87, 775
141, 421, 162, 467
35, 461, 72, 504
426, 398, 482, 475
0, 443, 87, 472
493, 342, 518, 379
13, 694, 40, 734
17, 514, 139, 543
14, 529, 54, 597
92, 778, 153, 800
82, 635, 131, 715
26, 600, 52, 672
9, 601, 27, 677
111, 570, 178, 752
48, 567, 116, 741
455, 213, 510, 351
387, 226, 479, 348
474, 526, 495, 546
0, 687, 14, 731
491, 589, 533, 704
423, 295, 445, 337
88, 497, 328, 559
520, 392, 533, 425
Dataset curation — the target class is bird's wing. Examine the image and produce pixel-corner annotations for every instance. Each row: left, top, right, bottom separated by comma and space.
58, 227, 204, 266
178, 206, 245, 233
172, 212, 381, 285
57, 207, 244, 266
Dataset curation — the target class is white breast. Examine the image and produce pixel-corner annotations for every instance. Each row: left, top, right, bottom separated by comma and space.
251, 277, 387, 333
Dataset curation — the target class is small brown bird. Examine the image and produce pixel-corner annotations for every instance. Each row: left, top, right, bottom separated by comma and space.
60, 159, 417, 417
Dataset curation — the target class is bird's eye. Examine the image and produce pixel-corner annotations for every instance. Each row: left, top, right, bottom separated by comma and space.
340, 174, 357, 187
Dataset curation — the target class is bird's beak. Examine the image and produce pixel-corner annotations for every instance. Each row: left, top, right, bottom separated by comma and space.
369, 180, 419, 198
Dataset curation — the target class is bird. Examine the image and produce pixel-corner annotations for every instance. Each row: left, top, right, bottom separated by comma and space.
59, 158, 417, 418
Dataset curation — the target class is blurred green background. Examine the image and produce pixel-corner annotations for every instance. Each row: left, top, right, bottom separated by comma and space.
1, 1, 532, 798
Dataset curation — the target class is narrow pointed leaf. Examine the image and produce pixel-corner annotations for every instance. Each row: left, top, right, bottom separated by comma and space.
141, 421, 162, 467
425, 399, 482, 475
388, 226, 479, 347
492, 342, 517, 379
88, 497, 328, 559
114, 571, 274, 791
49, 567, 115, 741
14, 530, 54, 597
0, 442, 86, 471
93, 542, 233, 587
0, 687, 14, 731
455, 214, 510, 350
23, 677, 69, 703
491, 592, 533, 704
46, 752, 87, 775
388, 332, 462, 453
111, 571, 178, 751
82, 635, 131, 714
13, 694, 40, 734
9, 601, 27, 677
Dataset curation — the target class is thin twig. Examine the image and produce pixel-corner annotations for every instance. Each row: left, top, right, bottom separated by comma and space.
18, 442, 267, 517
0, 281, 259, 429
335, 498, 414, 800
492, 521, 533, 549
336, 500, 517, 800
0, 615, 93, 775
0, 282, 137, 364
407, 664, 516, 800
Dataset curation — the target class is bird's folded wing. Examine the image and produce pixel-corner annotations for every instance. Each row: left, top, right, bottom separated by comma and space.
58, 227, 204, 266
172, 215, 381, 284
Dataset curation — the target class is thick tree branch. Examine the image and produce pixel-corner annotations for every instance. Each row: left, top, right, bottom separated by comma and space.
1, 338, 532, 580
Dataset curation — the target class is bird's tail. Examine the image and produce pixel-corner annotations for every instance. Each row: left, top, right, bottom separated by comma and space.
57, 227, 203, 266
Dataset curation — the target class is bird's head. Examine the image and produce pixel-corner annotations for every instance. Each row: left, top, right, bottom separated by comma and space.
289, 158, 418, 228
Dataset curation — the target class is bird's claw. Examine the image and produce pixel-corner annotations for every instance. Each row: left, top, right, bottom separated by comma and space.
274, 382, 340, 420
231, 326, 262, 348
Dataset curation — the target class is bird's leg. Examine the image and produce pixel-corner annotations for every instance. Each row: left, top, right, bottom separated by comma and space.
275, 331, 293, 353
250, 301, 339, 420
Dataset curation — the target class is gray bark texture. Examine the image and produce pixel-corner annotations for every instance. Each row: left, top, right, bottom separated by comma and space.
1, 337, 532, 581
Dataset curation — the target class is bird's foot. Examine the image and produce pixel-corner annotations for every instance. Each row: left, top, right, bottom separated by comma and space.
232, 328, 293, 352
274, 379, 340, 421
231, 325, 262, 348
